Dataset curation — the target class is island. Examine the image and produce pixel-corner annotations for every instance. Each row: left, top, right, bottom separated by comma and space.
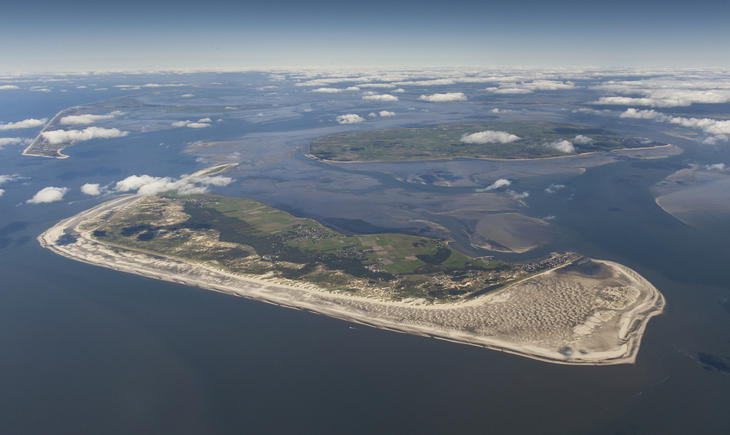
38, 167, 665, 365
308, 121, 666, 162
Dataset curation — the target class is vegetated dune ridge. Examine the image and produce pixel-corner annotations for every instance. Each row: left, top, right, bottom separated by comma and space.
40, 196, 665, 366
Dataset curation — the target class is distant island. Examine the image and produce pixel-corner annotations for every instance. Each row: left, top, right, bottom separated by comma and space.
308, 121, 666, 162
38, 166, 665, 365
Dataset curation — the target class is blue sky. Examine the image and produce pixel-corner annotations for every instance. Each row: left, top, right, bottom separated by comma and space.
1, 0, 728, 71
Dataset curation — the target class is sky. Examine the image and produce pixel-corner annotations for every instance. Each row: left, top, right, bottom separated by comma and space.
1, 0, 729, 72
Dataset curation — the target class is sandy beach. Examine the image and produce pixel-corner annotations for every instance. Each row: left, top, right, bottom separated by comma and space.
39, 195, 665, 366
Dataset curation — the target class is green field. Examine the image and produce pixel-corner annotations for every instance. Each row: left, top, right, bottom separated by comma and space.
309, 121, 664, 162
89, 193, 513, 302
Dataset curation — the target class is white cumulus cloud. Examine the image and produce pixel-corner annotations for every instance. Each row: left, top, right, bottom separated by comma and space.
80, 183, 101, 196
41, 127, 128, 145
27, 186, 69, 204
0, 85, 20, 90
171, 120, 211, 128
313, 88, 341, 93
476, 179, 511, 192
0, 137, 32, 147
114, 174, 233, 196
545, 184, 566, 194
418, 92, 467, 102
336, 114, 365, 124
506, 190, 529, 200
461, 130, 520, 144
0, 118, 48, 130
704, 163, 725, 171
379, 111, 396, 117
60, 111, 122, 125
545, 140, 575, 153
362, 93, 398, 101
572, 135, 594, 144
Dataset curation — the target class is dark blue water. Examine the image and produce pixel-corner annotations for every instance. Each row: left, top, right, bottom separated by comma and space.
1, 82, 729, 434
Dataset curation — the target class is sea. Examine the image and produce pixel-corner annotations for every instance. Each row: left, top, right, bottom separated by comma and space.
1, 77, 729, 435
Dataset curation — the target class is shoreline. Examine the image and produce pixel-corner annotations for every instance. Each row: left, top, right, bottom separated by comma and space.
39, 195, 665, 366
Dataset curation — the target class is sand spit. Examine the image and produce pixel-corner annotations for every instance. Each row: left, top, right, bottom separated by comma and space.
39, 196, 665, 366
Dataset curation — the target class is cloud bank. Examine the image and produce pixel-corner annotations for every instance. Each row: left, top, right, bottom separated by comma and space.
619, 108, 730, 136
461, 130, 520, 144
0, 85, 20, 90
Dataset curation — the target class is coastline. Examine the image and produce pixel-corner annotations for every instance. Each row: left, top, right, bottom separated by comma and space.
39, 195, 665, 366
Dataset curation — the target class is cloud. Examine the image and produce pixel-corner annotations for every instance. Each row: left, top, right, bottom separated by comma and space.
0, 174, 26, 185
702, 135, 728, 145
392, 88, 404, 93
76, 86, 87, 89
0, 189, 3, 196
572, 135, 593, 144
620, 109, 730, 135
358, 83, 396, 88
368, 112, 377, 117
461, 130, 520, 144
418, 92, 467, 102
704, 163, 725, 171
30, 86, 51, 92
27, 186, 69, 204
171, 120, 211, 128
60, 111, 122, 125
545, 139, 575, 153
142, 83, 187, 88
345, 86, 361, 91
81, 183, 101, 196
0, 137, 32, 147
506, 190, 529, 200
0, 118, 48, 130
313, 88, 341, 93
0, 85, 20, 90
590, 77, 730, 107
41, 127, 129, 145
545, 184, 566, 194
94, 88, 108, 91
336, 114, 365, 124
476, 179, 511, 192
379, 111, 396, 117
362, 93, 398, 101
114, 174, 233, 196
180, 94, 194, 97
486, 87, 533, 94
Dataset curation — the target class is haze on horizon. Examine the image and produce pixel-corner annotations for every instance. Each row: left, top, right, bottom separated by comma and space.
1, 0, 729, 72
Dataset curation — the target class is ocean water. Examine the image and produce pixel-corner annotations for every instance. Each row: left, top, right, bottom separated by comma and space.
1, 83, 729, 435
